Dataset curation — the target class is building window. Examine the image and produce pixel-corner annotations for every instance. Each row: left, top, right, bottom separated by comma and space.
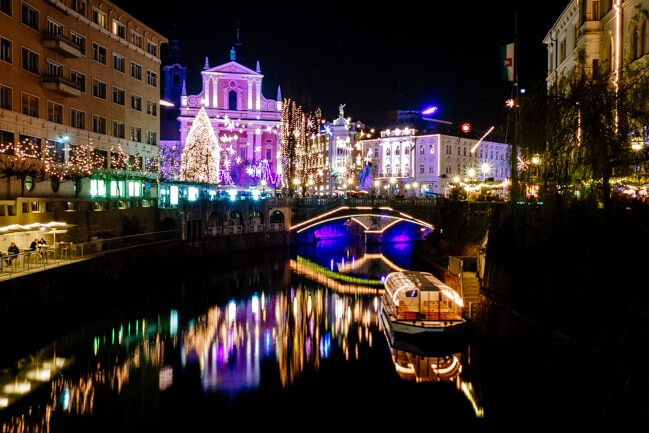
21, 3, 39, 31
48, 101, 63, 124
92, 115, 106, 134
592, 1, 599, 20
131, 31, 142, 49
0, 85, 11, 110
113, 121, 125, 139
21, 92, 38, 117
146, 70, 157, 87
146, 130, 157, 145
146, 100, 157, 115
47, 60, 62, 77
71, 108, 85, 129
18, 134, 41, 158
92, 79, 107, 100
47, 19, 62, 35
21, 47, 39, 74
0, 36, 11, 64
129, 154, 142, 171
113, 53, 125, 73
0, 129, 13, 151
1, 0, 11, 15
131, 95, 141, 111
92, 8, 106, 29
111, 20, 125, 39
419, 145, 424, 155
70, 32, 86, 55
112, 87, 125, 105
94, 149, 107, 168
71, 0, 86, 17
92, 43, 106, 64
71, 70, 85, 92
130, 126, 141, 142
130, 62, 142, 80
147, 40, 158, 57
419, 165, 424, 174
46, 139, 66, 162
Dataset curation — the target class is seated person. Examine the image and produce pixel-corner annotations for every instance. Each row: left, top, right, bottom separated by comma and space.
29, 239, 37, 251
6, 242, 20, 266
37, 238, 48, 257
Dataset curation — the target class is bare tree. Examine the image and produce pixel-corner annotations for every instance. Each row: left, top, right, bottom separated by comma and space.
539, 65, 649, 210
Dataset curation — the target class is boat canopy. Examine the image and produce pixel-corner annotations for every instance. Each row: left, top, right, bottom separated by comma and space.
384, 271, 464, 308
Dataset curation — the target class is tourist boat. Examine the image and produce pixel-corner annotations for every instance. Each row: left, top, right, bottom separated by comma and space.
380, 271, 467, 344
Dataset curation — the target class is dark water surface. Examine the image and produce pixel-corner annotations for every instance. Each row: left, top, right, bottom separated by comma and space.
0, 240, 560, 431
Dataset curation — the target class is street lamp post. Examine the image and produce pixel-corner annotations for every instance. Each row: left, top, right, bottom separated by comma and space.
389, 176, 396, 198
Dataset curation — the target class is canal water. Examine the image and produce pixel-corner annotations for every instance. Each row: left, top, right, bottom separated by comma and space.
0, 239, 564, 431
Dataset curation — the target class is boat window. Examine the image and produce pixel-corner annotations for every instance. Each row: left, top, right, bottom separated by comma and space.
406, 289, 418, 298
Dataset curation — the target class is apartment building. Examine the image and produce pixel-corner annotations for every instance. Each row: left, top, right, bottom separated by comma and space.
542, 0, 649, 84
0, 0, 167, 243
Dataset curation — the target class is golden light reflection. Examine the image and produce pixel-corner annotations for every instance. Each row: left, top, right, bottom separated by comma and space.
2, 275, 384, 429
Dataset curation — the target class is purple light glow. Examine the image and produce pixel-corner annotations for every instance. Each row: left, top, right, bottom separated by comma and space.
421, 106, 439, 116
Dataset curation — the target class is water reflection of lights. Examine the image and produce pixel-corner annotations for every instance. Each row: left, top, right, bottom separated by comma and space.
291, 256, 383, 294
383, 331, 484, 419
1, 283, 382, 428
0, 354, 66, 409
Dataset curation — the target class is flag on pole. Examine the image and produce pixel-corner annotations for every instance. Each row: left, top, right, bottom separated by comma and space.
499, 43, 515, 82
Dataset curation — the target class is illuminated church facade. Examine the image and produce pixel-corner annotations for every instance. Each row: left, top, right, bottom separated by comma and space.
160, 42, 283, 189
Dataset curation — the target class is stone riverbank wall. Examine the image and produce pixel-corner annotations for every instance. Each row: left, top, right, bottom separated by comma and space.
475, 203, 649, 422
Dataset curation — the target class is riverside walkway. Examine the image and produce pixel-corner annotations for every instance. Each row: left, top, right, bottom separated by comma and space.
0, 230, 181, 281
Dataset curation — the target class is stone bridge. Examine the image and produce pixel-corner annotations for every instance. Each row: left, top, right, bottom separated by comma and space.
290, 202, 435, 242
165, 195, 499, 244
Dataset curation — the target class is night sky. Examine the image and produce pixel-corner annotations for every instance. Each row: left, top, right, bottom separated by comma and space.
112, 1, 569, 129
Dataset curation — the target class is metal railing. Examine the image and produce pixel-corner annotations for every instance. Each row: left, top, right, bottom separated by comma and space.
0, 230, 181, 280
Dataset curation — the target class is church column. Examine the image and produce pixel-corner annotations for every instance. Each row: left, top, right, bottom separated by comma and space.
212, 78, 218, 107
247, 80, 253, 110
203, 75, 210, 106
255, 79, 261, 110
254, 128, 261, 161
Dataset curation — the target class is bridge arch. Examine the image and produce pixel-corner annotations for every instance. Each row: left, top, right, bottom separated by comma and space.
290, 205, 434, 243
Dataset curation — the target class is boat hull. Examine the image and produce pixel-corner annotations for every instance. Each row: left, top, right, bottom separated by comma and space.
380, 302, 467, 353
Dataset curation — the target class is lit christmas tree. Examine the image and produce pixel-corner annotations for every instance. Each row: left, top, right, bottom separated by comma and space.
179, 106, 220, 183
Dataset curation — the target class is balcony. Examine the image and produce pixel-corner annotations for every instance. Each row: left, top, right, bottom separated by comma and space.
42, 32, 83, 58
42, 75, 82, 97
